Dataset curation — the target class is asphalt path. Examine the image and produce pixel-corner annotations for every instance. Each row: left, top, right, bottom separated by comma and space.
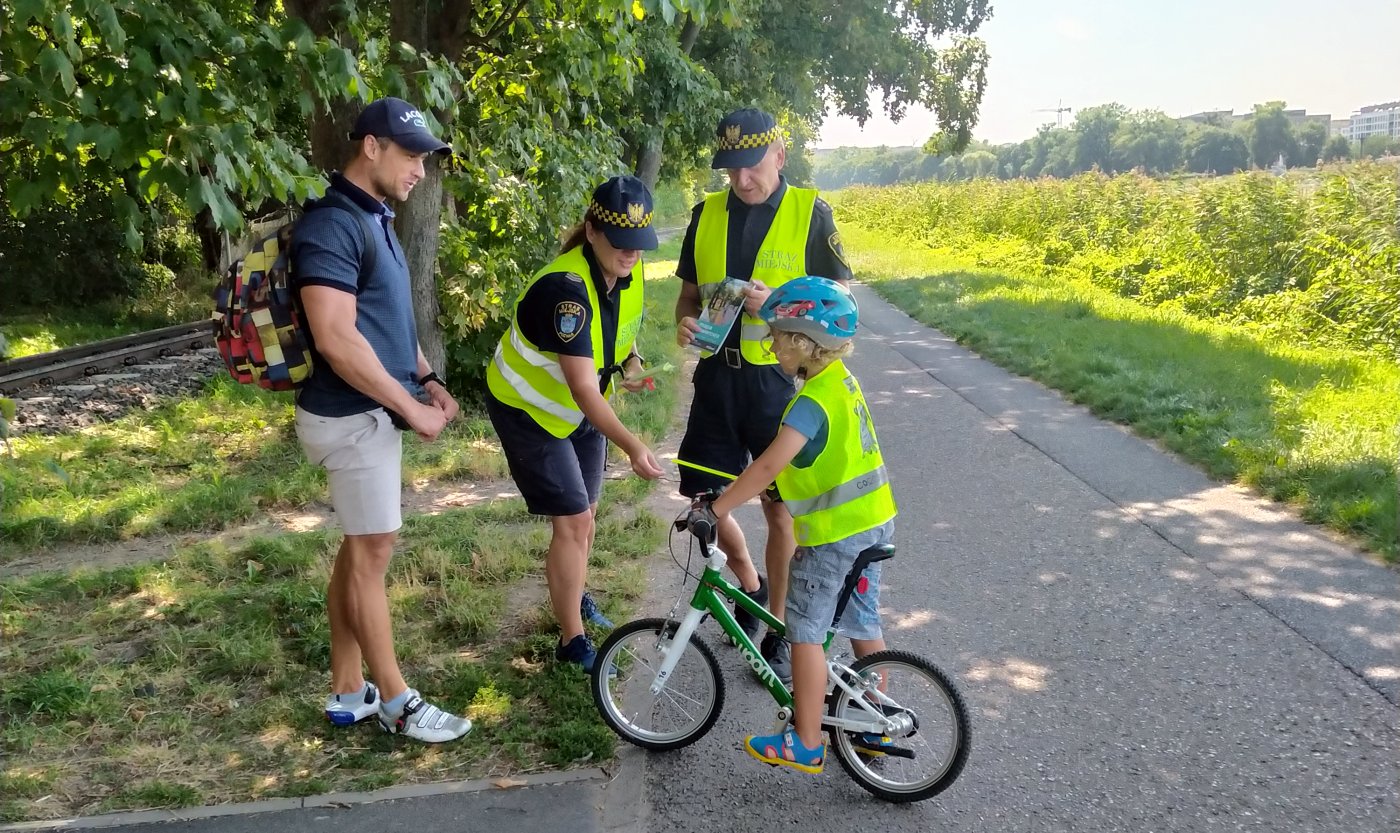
636, 284, 1399, 833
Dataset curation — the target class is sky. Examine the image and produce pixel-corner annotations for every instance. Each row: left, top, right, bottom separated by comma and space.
816, 0, 1400, 148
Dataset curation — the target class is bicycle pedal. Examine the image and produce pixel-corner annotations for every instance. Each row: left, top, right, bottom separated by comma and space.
851, 736, 915, 759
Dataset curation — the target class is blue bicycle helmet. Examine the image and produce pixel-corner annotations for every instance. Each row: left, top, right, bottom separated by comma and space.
759, 276, 858, 348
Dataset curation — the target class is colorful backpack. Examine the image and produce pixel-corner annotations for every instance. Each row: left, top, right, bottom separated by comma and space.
212, 192, 376, 391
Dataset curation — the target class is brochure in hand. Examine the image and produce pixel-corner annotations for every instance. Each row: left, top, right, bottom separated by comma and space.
692, 277, 750, 354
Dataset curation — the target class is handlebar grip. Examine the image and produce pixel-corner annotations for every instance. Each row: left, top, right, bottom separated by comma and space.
689, 517, 715, 541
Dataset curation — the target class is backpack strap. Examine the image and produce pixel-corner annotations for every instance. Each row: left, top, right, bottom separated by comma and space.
311, 188, 382, 294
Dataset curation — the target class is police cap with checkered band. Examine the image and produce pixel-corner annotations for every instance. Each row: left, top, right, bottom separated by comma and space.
587, 175, 658, 251
711, 108, 780, 170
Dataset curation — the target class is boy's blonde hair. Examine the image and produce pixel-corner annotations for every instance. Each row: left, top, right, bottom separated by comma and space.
771, 329, 853, 380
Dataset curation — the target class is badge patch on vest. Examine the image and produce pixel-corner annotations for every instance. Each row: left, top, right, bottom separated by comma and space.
828, 231, 849, 269
555, 301, 587, 343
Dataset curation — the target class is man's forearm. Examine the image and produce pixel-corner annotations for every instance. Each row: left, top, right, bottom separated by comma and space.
320, 332, 421, 414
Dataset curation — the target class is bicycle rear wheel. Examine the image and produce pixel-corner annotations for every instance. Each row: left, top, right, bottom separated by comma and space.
591, 617, 726, 751
826, 649, 970, 803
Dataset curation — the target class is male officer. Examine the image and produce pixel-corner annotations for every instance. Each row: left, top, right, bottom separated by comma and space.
674, 107, 853, 685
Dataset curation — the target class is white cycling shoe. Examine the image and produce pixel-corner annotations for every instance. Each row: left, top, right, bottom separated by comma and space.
378, 689, 472, 743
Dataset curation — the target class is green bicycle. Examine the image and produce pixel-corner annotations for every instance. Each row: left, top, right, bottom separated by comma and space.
590, 493, 971, 803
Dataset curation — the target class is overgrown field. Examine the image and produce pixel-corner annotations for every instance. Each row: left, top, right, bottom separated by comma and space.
833, 161, 1399, 359
830, 163, 1399, 561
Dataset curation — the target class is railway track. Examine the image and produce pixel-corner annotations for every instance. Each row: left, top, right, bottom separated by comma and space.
0, 320, 217, 395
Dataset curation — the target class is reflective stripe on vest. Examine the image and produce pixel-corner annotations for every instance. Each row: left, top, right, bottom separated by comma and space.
692, 186, 817, 365
774, 360, 897, 546
485, 247, 644, 438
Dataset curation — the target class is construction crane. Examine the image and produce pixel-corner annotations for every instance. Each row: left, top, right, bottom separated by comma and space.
1035, 99, 1072, 128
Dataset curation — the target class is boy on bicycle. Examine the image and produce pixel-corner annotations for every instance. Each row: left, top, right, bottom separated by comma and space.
698, 276, 896, 773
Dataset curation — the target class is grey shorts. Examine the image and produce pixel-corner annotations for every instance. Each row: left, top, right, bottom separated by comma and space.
294, 407, 403, 536
784, 521, 895, 644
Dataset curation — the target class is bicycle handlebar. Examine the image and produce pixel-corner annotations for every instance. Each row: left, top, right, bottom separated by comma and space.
676, 490, 723, 542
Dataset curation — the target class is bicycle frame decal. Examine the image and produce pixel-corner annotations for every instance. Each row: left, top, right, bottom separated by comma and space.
696, 570, 793, 706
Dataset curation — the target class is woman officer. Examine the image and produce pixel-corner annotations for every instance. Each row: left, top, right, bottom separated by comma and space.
485, 175, 665, 672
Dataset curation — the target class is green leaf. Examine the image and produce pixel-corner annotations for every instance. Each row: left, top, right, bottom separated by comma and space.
95, 3, 127, 52
64, 121, 86, 152
44, 459, 72, 486
39, 47, 77, 96
194, 175, 216, 214
0, 397, 15, 422
53, 12, 77, 56
12, 0, 45, 24
92, 125, 122, 160
209, 187, 243, 231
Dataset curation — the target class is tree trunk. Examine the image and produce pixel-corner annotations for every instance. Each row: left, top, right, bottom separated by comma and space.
631, 15, 698, 190
396, 158, 448, 375
195, 206, 222, 273
636, 132, 664, 191
679, 15, 700, 54
389, 0, 471, 381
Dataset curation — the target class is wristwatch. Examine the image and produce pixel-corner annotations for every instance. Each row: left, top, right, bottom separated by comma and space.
419, 371, 445, 387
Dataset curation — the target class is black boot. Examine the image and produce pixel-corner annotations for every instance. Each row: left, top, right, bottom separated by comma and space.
732, 575, 768, 645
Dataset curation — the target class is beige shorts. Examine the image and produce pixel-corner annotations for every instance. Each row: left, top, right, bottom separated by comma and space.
294, 407, 403, 535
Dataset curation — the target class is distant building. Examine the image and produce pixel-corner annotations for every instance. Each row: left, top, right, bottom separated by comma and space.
1180, 109, 1242, 127
1331, 118, 1351, 136
1178, 108, 1332, 133
1345, 101, 1400, 141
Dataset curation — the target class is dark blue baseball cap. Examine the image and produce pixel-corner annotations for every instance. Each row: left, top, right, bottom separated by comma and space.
349, 97, 452, 155
587, 175, 658, 251
711, 108, 780, 169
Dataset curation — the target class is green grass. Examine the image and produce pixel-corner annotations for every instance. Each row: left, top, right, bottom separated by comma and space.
0, 250, 690, 823
0, 380, 507, 555
0, 485, 665, 821
0, 245, 690, 822
843, 223, 1400, 562
0, 270, 684, 557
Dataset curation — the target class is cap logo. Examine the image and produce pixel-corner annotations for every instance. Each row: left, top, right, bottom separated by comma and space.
590, 199, 653, 229
399, 109, 427, 128
718, 124, 780, 151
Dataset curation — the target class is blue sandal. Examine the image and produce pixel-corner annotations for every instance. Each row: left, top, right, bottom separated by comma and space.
744, 730, 825, 774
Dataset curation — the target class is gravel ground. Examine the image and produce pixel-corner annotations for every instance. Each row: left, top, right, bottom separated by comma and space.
5, 348, 226, 436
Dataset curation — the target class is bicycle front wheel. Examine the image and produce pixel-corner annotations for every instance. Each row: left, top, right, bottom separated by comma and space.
826, 649, 971, 803
591, 617, 726, 751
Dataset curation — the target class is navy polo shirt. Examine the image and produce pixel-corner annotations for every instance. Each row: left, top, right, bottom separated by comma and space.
515, 244, 633, 394
676, 178, 852, 352
290, 173, 421, 417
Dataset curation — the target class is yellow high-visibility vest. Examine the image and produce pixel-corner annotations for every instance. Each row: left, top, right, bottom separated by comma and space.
486, 246, 643, 438
692, 186, 817, 364
774, 359, 897, 546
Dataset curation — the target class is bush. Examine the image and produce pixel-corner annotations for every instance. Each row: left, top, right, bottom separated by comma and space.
0, 185, 210, 317
0, 183, 145, 311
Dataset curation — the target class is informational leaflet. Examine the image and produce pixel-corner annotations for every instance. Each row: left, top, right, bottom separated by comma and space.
692, 277, 750, 354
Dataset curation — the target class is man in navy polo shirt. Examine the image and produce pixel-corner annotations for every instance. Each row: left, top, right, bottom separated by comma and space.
291, 97, 471, 744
